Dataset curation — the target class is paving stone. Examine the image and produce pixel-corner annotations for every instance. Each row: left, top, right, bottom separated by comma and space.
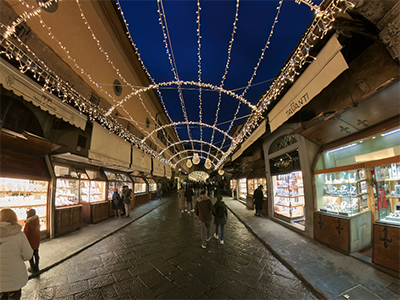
183, 280, 210, 298
188, 265, 216, 283
173, 273, 198, 289
149, 257, 178, 275
99, 284, 119, 299
54, 281, 89, 298
113, 277, 145, 296
88, 274, 115, 289
127, 262, 153, 277
149, 280, 176, 297
112, 269, 133, 281
157, 287, 190, 299
216, 278, 251, 299
177, 259, 198, 271
74, 288, 104, 300
137, 269, 170, 289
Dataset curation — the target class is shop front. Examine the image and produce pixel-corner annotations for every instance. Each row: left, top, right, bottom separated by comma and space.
131, 176, 147, 206
0, 149, 50, 238
152, 157, 165, 197
131, 147, 151, 205
104, 169, 133, 217
246, 168, 267, 211
237, 171, 252, 202
263, 128, 315, 236
146, 177, 158, 200
313, 125, 400, 272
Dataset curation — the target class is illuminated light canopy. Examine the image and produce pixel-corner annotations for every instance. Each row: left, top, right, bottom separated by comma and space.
186, 159, 193, 168
188, 171, 209, 182
205, 158, 212, 169
218, 169, 225, 175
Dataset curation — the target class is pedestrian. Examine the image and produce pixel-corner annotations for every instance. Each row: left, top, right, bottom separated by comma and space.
185, 186, 194, 213
0, 208, 33, 300
213, 196, 228, 245
112, 187, 123, 218
122, 185, 132, 218
157, 181, 163, 200
194, 190, 216, 249
23, 208, 41, 273
178, 188, 186, 212
253, 185, 264, 216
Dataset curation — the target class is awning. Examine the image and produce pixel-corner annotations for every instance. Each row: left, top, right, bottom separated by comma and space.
268, 34, 348, 132
165, 165, 172, 179
232, 120, 266, 161
89, 123, 131, 169
152, 158, 164, 177
238, 170, 252, 179
248, 168, 266, 179
131, 147, 152, 173
0, 149, 50, 181
0, 58, 87, 130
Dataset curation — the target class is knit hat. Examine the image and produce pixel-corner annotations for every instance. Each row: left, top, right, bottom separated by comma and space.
216, 195, 223, 202
27, 208, 36, 218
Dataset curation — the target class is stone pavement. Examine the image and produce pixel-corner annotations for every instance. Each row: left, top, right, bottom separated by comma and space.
225, 198, 400, 300
23, 193, 399, 299
23, 193, 315, 300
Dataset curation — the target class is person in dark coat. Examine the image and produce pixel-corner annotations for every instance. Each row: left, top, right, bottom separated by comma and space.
112, 188, 123, 218
213, 196, 228, 245
23, 208, 40, 273
185, 186, 194, 213
253, 185, 264, 216
195, 191, 216, 249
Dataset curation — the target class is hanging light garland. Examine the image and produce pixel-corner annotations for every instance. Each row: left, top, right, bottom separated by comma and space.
205, 158, 212, 169
188, 171, 209, 182
192, 152, 200, 165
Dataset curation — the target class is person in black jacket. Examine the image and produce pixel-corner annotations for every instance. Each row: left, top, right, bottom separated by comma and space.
253, 185, 264, 216
185, 186, 194, 213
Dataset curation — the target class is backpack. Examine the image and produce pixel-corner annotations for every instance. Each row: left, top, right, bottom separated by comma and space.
216, 204, 225, 218
129, 190, 135, 203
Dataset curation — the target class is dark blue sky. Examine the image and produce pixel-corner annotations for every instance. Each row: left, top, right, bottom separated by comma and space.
118, 0, 320, 154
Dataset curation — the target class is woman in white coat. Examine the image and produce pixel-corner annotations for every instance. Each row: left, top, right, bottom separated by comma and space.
0, 209, 33, 299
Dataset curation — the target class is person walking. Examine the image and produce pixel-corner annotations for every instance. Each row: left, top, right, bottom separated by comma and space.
253, 185, 264, 216
178, 188, 186, 213
157, 182, 163, 200
195, 191, 216, 249
122, 185, 132, 218
213, 196, 228, 245
185, 186, 194, 213
112, 187, 123, 218
0, 208, 33, 300
23, 209, 41, 273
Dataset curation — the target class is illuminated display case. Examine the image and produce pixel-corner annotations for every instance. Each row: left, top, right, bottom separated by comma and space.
239, 178, 247, 200
230, 179, 237, 191
147, 178, 157, 192
315, 169, 369, 216
0, 178, 48, 230
132, 177, 147, 194
104, 170, 133, 199
273, 171, 304, 220
247, 178, 267, 196
54, 165, 83, 207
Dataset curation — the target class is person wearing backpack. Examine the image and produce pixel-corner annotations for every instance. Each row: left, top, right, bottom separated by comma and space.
122, 185, 133, 218
213, 195, 227, 245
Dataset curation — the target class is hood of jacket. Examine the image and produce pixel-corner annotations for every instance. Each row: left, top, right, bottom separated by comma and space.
26, 215, 39, 224
196, 194, 210, 202
0, 222, 22, 239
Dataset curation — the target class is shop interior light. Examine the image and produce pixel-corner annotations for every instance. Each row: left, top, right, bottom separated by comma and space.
381, 128, 400, 137
327, 143, 357, 153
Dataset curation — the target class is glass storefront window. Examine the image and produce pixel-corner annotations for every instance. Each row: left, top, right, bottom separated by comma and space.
315, 169, 369, 216
0, 178, 48, 230
147, 178, 157, 192
55, 178, 79, 207
80, 180, 106, 203
230, 179, 237, 191
132, 177, 146, 194
374, 162, 400, 224
273, 171, 304, 221
248, 178, 267, 196
239, 178, 247, 199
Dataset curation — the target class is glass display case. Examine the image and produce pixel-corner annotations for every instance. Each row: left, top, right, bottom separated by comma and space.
374, 162, 400, 224
132, 177, 147, 194
0, 178, 48, 230
55, 178, 79, 207
239, 178, 247, 200
147, 178, 157, 193
247, 178, 267, 196
104, 170, 132, 200
315, 169, 369, 216
273, 171, 304, 220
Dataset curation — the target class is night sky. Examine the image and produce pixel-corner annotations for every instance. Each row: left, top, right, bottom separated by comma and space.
118, 0, 320, 156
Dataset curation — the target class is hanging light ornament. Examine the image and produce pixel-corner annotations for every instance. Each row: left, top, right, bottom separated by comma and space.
192, 152, 200, 165
218, 169, 224, 175
205, 158, 212, 169
186, 159, 193, 168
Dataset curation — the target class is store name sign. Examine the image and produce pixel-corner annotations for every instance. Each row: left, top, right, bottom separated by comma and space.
285, 93, 310, 118
268, 35, 348, 132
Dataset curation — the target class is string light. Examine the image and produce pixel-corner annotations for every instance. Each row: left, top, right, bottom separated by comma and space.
159, 140, 225, 156
188, 171, 209, 182
192, 153, 200, 165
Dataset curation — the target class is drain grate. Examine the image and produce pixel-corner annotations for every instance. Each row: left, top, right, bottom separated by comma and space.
342, 284, 381, 300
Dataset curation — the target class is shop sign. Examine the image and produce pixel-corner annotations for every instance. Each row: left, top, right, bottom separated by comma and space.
268, 34, 348, 132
